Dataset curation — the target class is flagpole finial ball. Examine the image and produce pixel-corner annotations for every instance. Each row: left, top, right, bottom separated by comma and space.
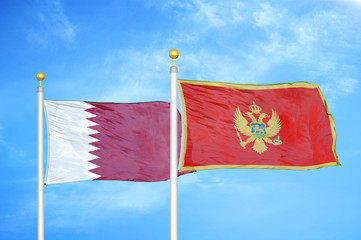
37, 72, 45, 87
37, 72, 45, 81
169, 49, 179, 60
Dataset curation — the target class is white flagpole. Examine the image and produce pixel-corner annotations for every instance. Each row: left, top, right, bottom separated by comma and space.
37, 72, 45, 240
169, 49, 179, 240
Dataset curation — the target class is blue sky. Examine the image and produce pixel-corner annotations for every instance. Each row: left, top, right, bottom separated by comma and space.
1, 0, 361, 239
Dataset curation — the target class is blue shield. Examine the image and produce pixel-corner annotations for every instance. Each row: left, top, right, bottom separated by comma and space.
251, 123, 266, 138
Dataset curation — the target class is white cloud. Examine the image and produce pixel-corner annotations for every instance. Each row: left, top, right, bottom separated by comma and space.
164, 0, 246, 28
45, 181, 169, 228
333, 0, 361, 7
253, 2, 283, 28
192, 0, 245, 27
179, 49, 269, 84
94, 48, 171, 103
27, 0, 75, 45
319, 77, 359, 109
337, 78, 358, 93
294, 26, 316, 45
245, 2, 361, 92
48, 1, 360, 109
323, 77, 359, 96
168, 0, 359, 91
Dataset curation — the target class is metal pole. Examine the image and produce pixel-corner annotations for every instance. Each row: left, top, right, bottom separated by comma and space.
37, 72, 45, 240
169, 49, 179, 240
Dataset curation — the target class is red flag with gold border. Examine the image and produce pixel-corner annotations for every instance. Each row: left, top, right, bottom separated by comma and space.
178, 79, 340, 172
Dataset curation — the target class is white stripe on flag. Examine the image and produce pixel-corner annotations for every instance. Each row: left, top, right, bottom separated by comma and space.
44, 100, 101, 185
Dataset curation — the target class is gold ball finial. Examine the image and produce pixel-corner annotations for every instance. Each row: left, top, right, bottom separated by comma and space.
169, 49, 179, 66
37, 72, 45, 86
37, 72, 45, 81
169, 49, 179, 59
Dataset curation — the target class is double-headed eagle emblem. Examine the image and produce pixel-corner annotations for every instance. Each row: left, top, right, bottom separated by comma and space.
234, 102, 282, 154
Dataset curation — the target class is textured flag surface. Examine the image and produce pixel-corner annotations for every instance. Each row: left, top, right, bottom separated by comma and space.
178, 79, 340, 172
44, 100, 184, 185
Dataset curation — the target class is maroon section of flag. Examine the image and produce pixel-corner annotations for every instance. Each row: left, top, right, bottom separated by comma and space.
86, 101, 186, 182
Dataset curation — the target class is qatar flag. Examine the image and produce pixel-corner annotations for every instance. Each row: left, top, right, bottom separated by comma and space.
44, 100, 186, 185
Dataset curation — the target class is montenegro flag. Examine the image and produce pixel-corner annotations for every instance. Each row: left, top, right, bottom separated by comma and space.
178, 79, 340, 172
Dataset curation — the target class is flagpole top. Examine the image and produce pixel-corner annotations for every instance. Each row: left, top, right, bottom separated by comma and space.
169, 49, 179, 66
36, 72, 45, 87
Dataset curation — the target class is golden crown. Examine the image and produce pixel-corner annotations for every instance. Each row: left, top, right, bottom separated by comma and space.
249, 102, 261, 114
